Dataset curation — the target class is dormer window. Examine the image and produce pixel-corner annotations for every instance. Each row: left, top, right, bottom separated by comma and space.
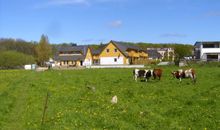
114, 49, 118, 52
106, 49, 109, 53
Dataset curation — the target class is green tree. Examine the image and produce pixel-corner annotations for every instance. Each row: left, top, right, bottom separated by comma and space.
0, 51, 35, 69
36, 35, 52, 66
173, 44, 193, 59
0, 38, 37, 56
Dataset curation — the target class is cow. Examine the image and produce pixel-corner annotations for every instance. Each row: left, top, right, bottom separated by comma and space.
171, 68, 196, 83
133, 68, 162, 82
133, 69, 150, 82
152, 68, 163, 80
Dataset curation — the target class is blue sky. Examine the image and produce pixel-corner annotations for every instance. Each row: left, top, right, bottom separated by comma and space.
0, 0, 220, 44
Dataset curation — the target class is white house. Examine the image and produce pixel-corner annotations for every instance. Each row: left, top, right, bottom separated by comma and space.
194, 41, 220, 61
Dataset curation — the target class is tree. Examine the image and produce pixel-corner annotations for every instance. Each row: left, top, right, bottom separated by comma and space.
173, 44, 193, 59
0, 51, 35, 69
0, 38, 37, 56
36, 35, 52, 66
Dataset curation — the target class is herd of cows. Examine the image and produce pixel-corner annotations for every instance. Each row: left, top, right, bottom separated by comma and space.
133, 68, 196, 83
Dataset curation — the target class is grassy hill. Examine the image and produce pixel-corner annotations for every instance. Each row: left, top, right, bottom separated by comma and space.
0, 65, 219, 130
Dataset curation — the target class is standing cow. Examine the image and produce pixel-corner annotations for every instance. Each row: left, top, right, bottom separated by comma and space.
171, 68, 196, 83
133, 68, 162, 82
152, 68, 163, 80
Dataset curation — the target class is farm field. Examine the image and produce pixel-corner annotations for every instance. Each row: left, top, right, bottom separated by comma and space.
0, 65, 219, 130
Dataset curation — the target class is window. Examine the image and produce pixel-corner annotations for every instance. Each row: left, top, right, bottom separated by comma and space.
203, 44, 219, 48
114, 49, 118, 52
207, 54, 218, 60
114, 58, 117, 62
106, 49, 109, 53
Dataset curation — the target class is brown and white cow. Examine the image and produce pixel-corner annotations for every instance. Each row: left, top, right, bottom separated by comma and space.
171, 68, 196, 83
133, 68, 162, 82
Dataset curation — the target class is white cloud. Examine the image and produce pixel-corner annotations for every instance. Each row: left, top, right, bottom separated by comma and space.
109, 20, 123, 28
34, 0, 124, 8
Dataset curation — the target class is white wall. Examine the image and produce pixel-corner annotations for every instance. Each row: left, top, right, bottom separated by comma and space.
83, 59, 92, 66
201, 48, 220, 54
201, 48, 220, 60
100, 57, 124, 65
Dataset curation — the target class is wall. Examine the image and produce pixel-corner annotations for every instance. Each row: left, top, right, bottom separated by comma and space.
99, 42, 126, 65
100, 57, 124, 65
83, 48, 92, 66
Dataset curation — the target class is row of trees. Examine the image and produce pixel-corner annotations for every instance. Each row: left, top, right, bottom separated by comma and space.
0, 35, 52, 69
0, 36, 194, 69
136, 42, 194, 60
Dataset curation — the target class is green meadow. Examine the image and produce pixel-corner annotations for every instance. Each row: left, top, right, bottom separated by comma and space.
0, 65, 219, 130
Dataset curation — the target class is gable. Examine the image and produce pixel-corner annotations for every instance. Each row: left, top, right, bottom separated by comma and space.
99, 42, 126, 57
85, 48, 92, 60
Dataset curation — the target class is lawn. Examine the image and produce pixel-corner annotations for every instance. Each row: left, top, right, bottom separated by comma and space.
0, 65, 219, 130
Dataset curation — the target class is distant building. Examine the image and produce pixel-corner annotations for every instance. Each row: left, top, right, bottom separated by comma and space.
147, 48, 175, 61
54, 40, 179, 66
146, 50, 162, 60
194, 41, 220, 61
54, 45, 92, 67
91, 40, 148, 65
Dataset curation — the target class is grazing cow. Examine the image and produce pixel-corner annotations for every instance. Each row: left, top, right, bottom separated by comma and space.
133, 69, 149, 82
171, 68, 196, 83
152, 69, 163, 80
133, 68, 162, 82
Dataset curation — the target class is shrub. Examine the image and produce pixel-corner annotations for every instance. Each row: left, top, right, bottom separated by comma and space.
0, 51, 35, 69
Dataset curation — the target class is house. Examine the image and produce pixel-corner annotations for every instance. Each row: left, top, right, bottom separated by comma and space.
54, 45, 92, 67
194, 41, 220, 61
147, 48, 175, 61
91, 40, 148, 65
91, 45, 105, 65
146, 50, 162, 60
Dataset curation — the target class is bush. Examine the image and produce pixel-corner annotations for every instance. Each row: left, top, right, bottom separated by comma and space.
0, 51, 35, 69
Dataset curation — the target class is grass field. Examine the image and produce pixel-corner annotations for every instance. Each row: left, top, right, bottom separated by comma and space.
0, 65, 219, 130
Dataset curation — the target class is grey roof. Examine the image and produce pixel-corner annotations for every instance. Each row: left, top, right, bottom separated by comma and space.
57, 45, 89, 55
195, 41, 220, 46
55, 45, 89, 61
147, 48, 173, 51
111, 40, 145, 57
91, 49, 102, 55
54, 55, 85, 61
146, 50, 162, 59
90, 45, 106, 55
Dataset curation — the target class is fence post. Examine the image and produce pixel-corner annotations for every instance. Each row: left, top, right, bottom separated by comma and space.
41, 92, 50, 126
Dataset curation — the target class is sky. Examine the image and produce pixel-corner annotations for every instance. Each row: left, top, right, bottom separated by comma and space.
0, 0, 220, 45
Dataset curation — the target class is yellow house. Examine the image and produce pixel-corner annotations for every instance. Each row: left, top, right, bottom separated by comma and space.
91, 41, 148, 65
54, 45, 93, 67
